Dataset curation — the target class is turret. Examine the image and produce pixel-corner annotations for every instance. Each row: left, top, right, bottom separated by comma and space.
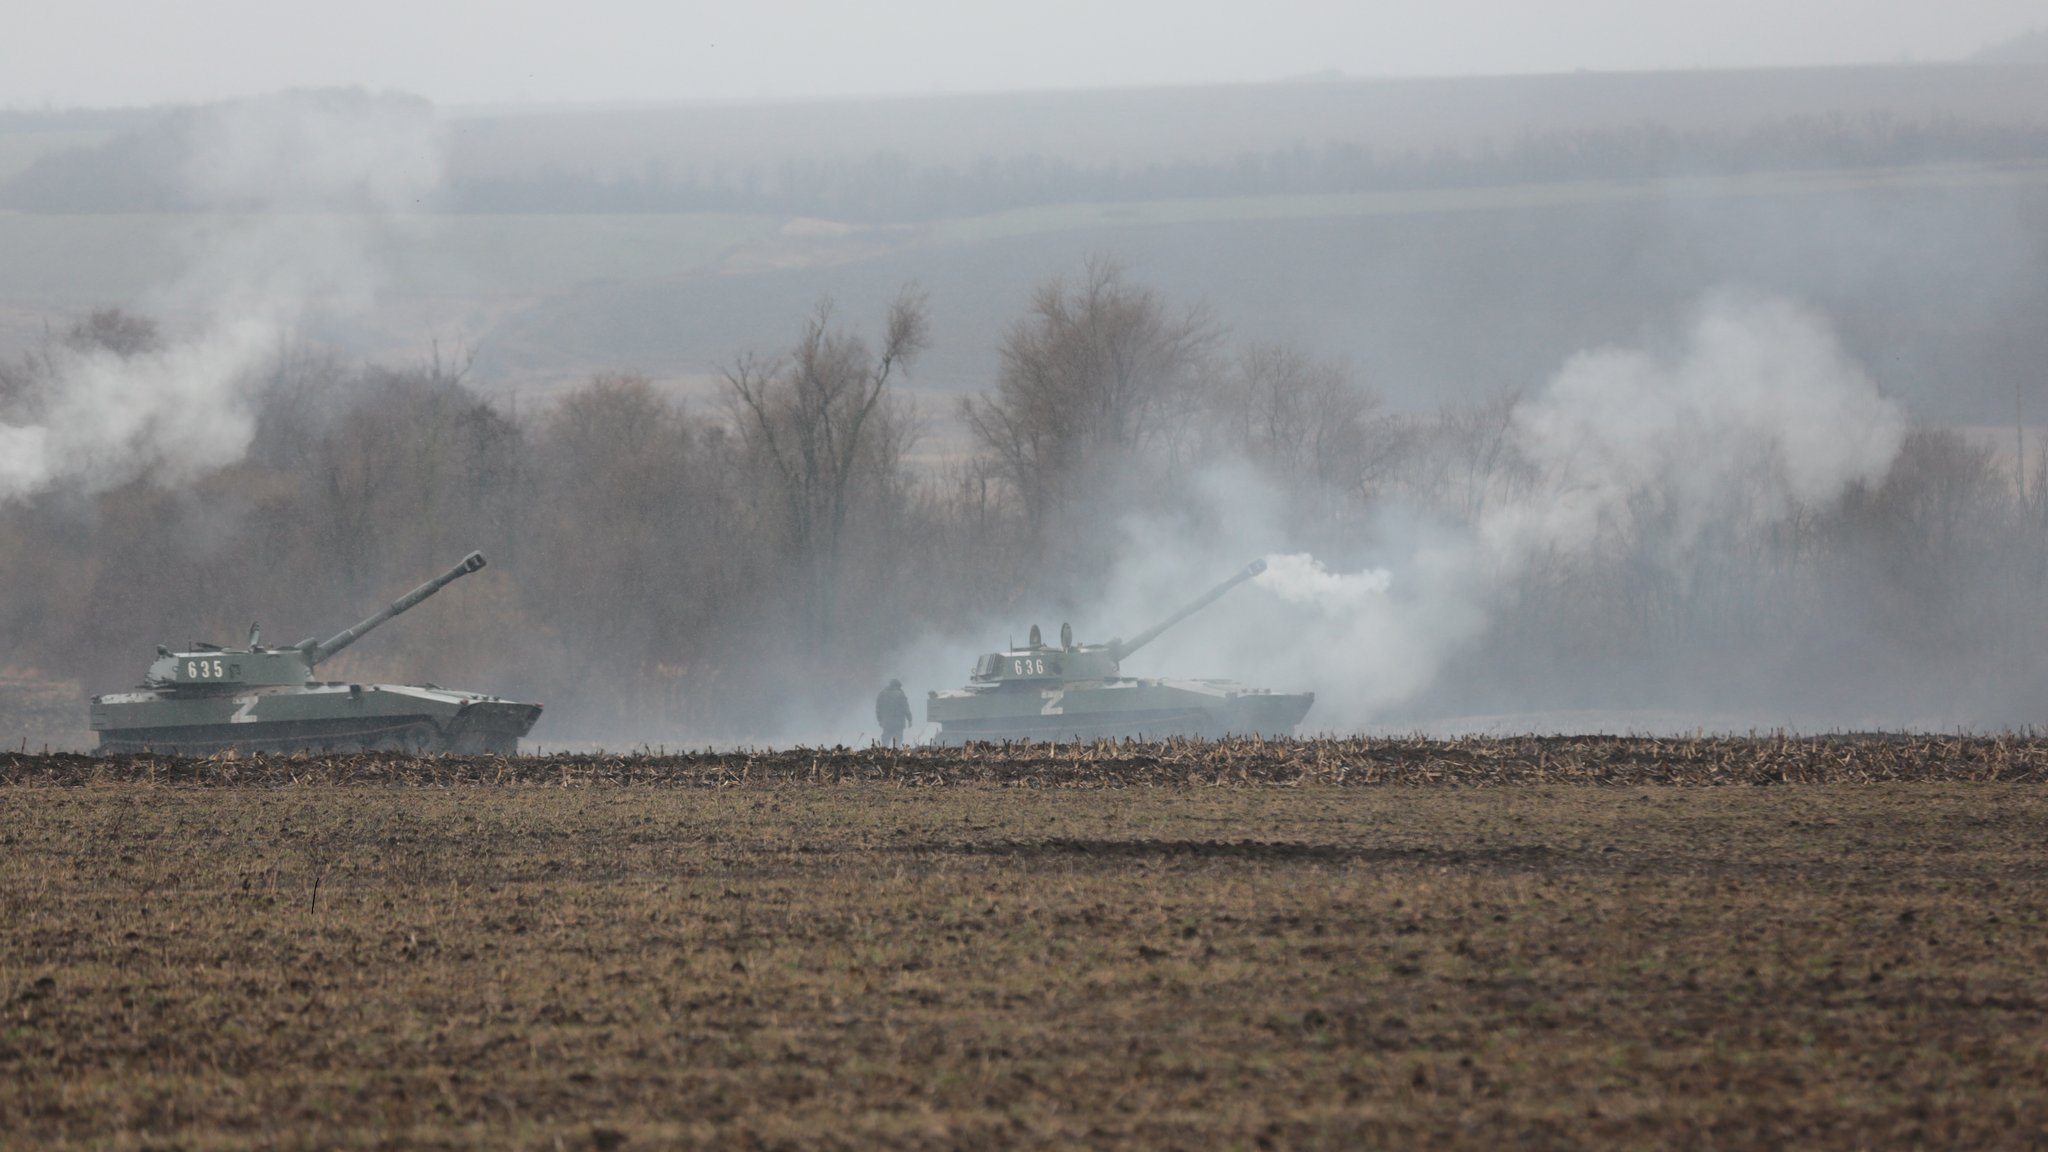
300, 551, 486, 668
967, 558, 1268, 686
1108, 558, 1266, 662
141, 552, 490, 690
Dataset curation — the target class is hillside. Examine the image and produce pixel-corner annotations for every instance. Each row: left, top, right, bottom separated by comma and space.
442, 63, 2048, 175
464, 164, 2048, 424
1, 65, 2045, 423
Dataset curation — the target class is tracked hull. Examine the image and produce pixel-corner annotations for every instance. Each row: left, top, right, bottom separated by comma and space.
91, 683, 541, 756
928, 678, 1312, 744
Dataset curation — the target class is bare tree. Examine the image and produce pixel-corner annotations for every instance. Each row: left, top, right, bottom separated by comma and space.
1395, 388, 1529, 525
525, 373, 738, 726
0, 308, 164, 416
725, 286, 928, 643
65, 309, 162, 358
1208, 342, 1390, 509
964, 258, 1218, 527
301, 354, 518, 599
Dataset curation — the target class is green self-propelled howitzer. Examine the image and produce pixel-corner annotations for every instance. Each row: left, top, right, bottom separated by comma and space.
926, 558, 1314, 743
90, 551, 541, 755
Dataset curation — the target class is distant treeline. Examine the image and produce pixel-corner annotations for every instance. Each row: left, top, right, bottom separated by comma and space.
6, 111, 2048, 219
5, 261, 2046, 737
447, 115, 2048, 220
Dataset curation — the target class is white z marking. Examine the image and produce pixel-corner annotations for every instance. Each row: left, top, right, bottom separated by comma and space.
1040, 689, 1065, 716
231, 696, 259, 724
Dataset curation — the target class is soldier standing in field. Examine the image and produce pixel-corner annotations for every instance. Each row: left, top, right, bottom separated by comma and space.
875, 678, 913, 747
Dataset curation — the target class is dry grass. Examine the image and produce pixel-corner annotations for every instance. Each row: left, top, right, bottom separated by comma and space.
3, 740, 2047, 1149
12, 732, 2048, 787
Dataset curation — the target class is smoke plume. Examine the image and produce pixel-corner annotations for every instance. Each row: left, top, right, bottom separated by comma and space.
1114, 290, 1911, 732
1482, 290, 1905, 565
0, 90, 440, 502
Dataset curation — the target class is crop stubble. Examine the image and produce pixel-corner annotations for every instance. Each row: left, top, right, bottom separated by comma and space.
2, 736, 2046, 1149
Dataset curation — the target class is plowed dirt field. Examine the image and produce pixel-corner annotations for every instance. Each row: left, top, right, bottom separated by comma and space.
3, 737, 2045, 1149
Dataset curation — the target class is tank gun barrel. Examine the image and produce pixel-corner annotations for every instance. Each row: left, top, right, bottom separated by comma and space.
304, 552, 487, 668
1111, 558, 1266, 662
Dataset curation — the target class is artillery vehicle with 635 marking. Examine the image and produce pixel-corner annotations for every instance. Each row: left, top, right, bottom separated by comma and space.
90, 552, 541, 754
926, 558, 1313, 743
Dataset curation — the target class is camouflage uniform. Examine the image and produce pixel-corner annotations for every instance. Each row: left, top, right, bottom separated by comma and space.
875, 679, 913, 747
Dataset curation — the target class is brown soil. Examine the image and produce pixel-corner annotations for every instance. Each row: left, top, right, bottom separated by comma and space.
11, 731, 2048, 786
3, 742, 2045, 1148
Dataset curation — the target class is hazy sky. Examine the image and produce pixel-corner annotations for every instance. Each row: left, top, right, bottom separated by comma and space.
3, 0, 2042, 108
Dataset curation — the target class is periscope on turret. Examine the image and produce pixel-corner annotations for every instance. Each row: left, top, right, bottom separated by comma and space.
925, 558, 1313, 743
89, 552, 541, 755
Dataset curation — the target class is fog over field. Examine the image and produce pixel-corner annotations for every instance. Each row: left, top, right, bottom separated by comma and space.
1, 6, 2047, 746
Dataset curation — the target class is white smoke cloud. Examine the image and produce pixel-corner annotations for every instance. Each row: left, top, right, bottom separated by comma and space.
1256, 552, 1392, 607
182, 90, 441, 216
0, 89, 440, 502
1104, 289, 1911, 732
1483, 290, 1905, 564
1243, 552, 1474, 723
0, 425, 46, 495
5, 319, 277, 497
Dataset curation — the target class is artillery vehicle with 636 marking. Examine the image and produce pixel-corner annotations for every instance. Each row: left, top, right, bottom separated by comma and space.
90, 552, 541, 754
926, 558, 1313, 743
